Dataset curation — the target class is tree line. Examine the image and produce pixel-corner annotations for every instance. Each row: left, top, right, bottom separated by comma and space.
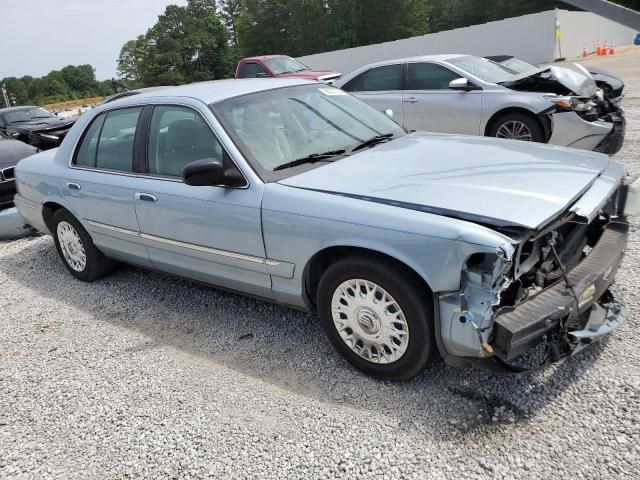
1, 65, 115, 107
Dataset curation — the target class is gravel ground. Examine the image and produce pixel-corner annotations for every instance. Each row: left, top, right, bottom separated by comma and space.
2, 48, 640, 480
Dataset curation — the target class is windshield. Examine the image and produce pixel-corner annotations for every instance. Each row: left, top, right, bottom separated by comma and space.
265, 57, 309, 75
1, 107, 55, 124
448, 56, 518, 83
497, 57, 537, 74
212, 84, 405, 175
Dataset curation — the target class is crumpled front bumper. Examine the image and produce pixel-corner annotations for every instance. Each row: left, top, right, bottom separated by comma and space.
594, 112, 626, 155
547, 106, 626, 155
490, 221, 628, 368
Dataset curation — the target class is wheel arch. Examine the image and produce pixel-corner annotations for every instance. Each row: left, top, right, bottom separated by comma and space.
484, 107, 552, 142
302, 245, 435, 310
42, 201, 66, 233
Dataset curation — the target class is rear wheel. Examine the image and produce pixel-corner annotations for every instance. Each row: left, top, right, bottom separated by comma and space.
489, 112, 545, 143
51, 209, 115, 281
317, 256, 436, 380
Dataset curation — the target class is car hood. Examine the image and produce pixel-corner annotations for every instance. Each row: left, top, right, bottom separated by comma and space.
8, 116, 76, 133
0, 139, 38, 168
279, 132, 611, 230
501, 63, 597, 97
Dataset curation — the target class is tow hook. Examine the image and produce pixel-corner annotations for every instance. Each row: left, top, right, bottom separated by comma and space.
546, 333, 574, 362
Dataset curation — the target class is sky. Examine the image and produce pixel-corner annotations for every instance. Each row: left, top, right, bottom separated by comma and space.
0, 0, 188, 80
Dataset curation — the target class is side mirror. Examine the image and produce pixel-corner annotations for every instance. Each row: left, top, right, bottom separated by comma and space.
183, 159, 224, 186
255, 72, 270, 78
384, 109, 394, 118
449, 77, 477, 91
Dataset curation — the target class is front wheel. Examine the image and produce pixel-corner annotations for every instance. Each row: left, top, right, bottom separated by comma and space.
317, 256, 437, 380
488, 112, 545, 143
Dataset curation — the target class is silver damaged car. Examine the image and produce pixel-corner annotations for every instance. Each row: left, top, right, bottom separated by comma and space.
13, 79, 639, 379
334, 54, 625, 155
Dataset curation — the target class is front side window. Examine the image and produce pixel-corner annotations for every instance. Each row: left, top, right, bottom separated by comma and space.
147, 105, 223, 178
74, 107, 141, 171
212, 85, 405, 175
239, 62, 269, 78
407, 63, 461, 90
343, 64, 403, 92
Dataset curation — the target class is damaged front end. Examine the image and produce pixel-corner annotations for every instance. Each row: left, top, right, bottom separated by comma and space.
501, 65, 625, 155
438, 177, 636, 373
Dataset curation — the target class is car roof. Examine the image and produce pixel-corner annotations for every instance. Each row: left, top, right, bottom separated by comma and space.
120, 78, 317, 105
362, 54, 468, 68
240, 55, 289, 62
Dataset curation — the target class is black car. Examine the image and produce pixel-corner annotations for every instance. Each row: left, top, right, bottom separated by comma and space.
485, 55, 625, 100
0, 138, 38, 210
0, 106, 77, 150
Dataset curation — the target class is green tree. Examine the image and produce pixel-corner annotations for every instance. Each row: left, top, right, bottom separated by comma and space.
117, 0, 233, 87
219, 0, 244, 48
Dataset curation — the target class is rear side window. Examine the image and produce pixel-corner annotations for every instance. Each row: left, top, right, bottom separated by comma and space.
238, 62, 269, 78
342, 64, 403, 92
75, 114, 106, 167
147, 105, 223, 178
407, 63, 460, 90
74, 107, 141, 172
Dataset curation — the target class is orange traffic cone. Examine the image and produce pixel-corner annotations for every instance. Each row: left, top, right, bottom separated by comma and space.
602, 40, 608, 55
609, 42, 616, 55
582, 44, 588, 57
597, 40, 602, 55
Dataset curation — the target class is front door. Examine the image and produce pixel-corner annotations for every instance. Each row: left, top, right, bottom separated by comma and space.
132, 104, 272, 298
402, 62, 483, 135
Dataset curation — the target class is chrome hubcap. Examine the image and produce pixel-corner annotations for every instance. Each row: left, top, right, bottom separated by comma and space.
57, 221, 87, 272
496, 120, 533, 141
331, 279, 409, 364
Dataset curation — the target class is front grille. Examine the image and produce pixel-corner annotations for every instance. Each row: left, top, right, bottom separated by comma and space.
1, 166, 15, 182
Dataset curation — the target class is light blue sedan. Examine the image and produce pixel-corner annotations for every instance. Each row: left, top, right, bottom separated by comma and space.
13, 79, 638, 379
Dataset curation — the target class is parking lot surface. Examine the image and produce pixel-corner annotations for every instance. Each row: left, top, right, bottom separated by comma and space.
2, 48, 640, 479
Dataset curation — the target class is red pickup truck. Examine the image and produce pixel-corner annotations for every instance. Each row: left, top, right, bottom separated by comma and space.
235, 55, 341, 84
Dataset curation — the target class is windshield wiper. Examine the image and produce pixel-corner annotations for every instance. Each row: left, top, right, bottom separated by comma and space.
7, 120, 30, 124
30, 116, 53, 119
273, 149, 347, 171
349, 133, 395, 153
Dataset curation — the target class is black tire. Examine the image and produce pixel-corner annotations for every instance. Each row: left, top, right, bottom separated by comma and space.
317, 255, 437, 380
51, 209, 115, 281
488, 111, 545, 143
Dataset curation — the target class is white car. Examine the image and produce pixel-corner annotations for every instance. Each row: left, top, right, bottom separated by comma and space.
334, 54, 625, 155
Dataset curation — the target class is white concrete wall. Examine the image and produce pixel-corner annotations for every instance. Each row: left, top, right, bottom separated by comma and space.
555, 10, 637, 58
298, 10, 557, 74
298, 9, 636, 76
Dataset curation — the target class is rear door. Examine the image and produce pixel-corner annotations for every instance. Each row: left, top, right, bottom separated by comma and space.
132, 103, 272, 298
402, 62, 483, 135
65, 106, 151, 266
341, 63, 405, 124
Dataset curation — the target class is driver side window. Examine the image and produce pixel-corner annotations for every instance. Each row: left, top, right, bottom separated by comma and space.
147, 106, 224, 178
406, 63, 460, 90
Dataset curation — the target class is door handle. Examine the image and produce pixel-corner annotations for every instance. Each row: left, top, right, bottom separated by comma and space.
67, 182, 81, 191
135, 192, 157, 202
403, 97, 419, 104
